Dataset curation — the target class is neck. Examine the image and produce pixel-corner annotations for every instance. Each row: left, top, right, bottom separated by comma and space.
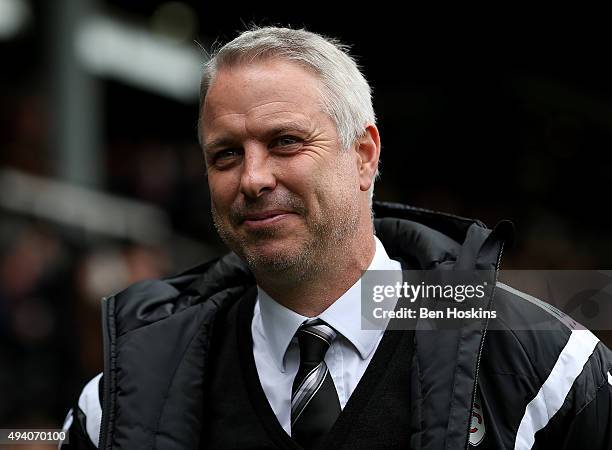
255, 231, 376, 317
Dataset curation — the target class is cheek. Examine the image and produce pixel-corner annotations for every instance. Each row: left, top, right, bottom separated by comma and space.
208, 174, 237, 212
282, 154, 354, 206
280, 165, 319, 203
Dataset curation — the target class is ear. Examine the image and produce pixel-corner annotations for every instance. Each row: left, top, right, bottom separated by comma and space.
355, 124, 381, 192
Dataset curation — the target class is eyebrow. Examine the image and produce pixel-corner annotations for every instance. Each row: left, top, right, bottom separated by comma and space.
265, 121, 311, 137
202, 138, 237, 154
202, 121, 312, 153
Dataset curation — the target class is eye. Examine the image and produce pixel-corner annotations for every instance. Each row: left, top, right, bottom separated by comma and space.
216, 148, 240, 159
210, 148, 242, 168
270, 135, 302, 150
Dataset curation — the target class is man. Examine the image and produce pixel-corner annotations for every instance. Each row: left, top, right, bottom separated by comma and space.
62, 27, 612, 449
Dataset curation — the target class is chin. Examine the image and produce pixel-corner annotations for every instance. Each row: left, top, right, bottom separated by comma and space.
243, 242, 309, 273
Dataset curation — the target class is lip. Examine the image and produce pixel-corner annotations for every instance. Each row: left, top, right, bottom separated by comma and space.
241, 211, 295, 229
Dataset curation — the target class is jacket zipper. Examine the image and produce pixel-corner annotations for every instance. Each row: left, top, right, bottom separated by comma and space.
98, 296, 112, 449
465, 241, 505, 450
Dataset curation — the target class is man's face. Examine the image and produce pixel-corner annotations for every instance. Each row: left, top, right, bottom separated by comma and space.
201, 58, 363, 277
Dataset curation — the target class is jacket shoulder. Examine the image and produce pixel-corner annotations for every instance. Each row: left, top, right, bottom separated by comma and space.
108, 252, 254, 336
484, 282, 609, 385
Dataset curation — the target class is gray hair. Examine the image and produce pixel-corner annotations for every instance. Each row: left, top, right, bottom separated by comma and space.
198, 26, 379, 204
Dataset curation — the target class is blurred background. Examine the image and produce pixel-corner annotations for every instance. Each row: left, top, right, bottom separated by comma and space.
1, 0, 611, 442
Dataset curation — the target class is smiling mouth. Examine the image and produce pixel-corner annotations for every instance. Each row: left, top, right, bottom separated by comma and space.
241, 211, 296, 229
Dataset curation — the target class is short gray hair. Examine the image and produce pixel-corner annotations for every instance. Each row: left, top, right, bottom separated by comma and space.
198, 26, 379, 203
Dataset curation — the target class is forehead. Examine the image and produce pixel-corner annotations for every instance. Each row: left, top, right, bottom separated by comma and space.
201, 59, 326, 136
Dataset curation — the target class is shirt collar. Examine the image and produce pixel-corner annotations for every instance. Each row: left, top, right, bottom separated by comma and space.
256, 286, 306, 373
256, 235, 402, 372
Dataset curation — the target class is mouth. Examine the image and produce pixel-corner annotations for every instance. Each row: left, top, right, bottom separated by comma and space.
241, 210, 296, 229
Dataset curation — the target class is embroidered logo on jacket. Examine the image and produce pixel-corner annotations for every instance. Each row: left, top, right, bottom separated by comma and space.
469, 392, 486, 446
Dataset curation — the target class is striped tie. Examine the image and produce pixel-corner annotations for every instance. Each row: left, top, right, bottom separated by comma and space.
291, 319, 341, 449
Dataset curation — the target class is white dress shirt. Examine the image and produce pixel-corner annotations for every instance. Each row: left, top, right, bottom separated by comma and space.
251, 235, 402, 434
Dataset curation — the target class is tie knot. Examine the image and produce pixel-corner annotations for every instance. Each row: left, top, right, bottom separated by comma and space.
296, 319, 336, 365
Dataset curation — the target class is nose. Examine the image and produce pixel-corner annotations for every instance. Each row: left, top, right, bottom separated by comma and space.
239, 143, 276, 199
